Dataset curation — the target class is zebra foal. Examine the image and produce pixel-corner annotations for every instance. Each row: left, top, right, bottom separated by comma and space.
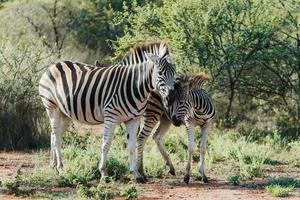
38, 41, 176, 182
137, 72, 215, 184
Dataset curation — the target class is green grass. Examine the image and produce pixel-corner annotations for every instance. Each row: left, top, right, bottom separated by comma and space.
266, 185, 294, 197
1, 126, 299, 199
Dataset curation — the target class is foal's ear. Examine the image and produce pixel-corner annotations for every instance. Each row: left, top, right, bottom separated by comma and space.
145, 52, 160, 65
95, 60, 101, 67
165, 54, 172, 64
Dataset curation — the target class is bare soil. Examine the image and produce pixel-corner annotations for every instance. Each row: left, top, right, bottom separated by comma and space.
0, 152, 299, 200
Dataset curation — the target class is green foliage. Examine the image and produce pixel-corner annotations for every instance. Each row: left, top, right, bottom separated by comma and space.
266, 177, 300, 188
230, 141, 270, 179
227, 175, 240, 185
265, 185, 294, 197
77, 184, 120, 199
2, 167, 36, 196
121, 185, 138, 200
106, 156, 129, 181
0, 36, 50, 150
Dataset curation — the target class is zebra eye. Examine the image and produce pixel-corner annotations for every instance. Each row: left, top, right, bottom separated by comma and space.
158, 71, 163, 76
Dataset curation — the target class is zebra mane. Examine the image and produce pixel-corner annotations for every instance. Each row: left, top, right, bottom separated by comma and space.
188, 71, 210, 90
121, 41, 170, 65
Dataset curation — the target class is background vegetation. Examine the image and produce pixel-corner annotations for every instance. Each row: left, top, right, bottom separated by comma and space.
0, 1, 299, 198
1, 0, 300, 149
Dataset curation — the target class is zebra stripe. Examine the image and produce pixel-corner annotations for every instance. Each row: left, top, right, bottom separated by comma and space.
39, 41, 176, 181
137, 73, 215, 184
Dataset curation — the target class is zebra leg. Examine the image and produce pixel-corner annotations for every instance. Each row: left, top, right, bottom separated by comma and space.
183, 122, 195, 185
199, 123, 209, 183
137, 117, 159, 181
46, 108, 70, 173
99, 121, 117, 181
125, 118, 145, 183
153, 116, 175, 175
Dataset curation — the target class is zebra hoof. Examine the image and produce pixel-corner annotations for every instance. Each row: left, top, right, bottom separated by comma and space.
202, 176, 209, 183
183, 174, 190, 185
169, 167, 176, 176
136, 176, 146, 184
141, 174, 148, 182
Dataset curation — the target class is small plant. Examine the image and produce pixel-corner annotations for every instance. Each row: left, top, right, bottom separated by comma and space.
229, 141, 270, 180
76, 184, 119, 199
2, 167, 36, 196
121, 185, 138, 200
106, 156, 129, 181
227, 175, 240, 185
266, 185, 294, 197
266, 177, 299, 187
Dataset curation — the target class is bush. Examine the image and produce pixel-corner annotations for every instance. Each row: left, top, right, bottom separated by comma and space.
121, 185, 138, 200
229, 140, 270, 179
58, 133, 101, 186
266, 185, 294, 197
266, 177, 300, 187
0, 36, 50, 150
106, 157, 129, 181
77, 184, 120, 199
227, 175, 240, 185
275, 117, 300, 143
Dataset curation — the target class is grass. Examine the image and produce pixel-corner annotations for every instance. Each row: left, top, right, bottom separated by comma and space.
1, 125, 299, 199
266, 185, 294, 197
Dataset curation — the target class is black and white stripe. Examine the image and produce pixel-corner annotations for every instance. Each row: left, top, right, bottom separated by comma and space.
137, 74, 215, 184
38, 42, 176, 181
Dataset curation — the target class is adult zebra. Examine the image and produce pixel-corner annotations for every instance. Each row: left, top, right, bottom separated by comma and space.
137, 72, 215, 184
38, 41, 176, 182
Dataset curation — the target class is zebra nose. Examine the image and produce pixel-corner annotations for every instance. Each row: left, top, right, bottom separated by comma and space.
171, 115, 182, 127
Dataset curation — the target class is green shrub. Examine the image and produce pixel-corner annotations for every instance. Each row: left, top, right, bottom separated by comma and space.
266, 177, 299, 187
266, 185, 294, 197
106, 157, 129, 181
229, 141, 270, 179
0, 36, 50, 150
275, 117, 300, 144
2, 167, 36, 196
58, 134, 101, 186
227, 175, 240, 185
121, 185, 138, 200
77, 184, 119, 199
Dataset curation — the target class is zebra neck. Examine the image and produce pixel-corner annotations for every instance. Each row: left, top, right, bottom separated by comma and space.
124, 62, 155, 105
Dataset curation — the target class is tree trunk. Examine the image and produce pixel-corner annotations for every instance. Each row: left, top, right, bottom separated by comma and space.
225, 81, 235, 122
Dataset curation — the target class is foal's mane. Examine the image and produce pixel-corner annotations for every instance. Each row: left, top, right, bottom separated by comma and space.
176, 71, 210, 90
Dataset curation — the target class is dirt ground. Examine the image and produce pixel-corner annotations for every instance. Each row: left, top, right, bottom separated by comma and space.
0, 152, 299, 200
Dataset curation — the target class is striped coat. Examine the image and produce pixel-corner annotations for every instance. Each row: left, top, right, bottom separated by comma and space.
39, 42, 176, 181
136, 73, 215, 184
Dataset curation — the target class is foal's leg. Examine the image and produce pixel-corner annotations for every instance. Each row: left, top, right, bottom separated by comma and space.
125, 118, 144, 182
153, 116, 174, 175
46, 109, 70, 173
199, 123, 210, 183
183, 121, 195, 184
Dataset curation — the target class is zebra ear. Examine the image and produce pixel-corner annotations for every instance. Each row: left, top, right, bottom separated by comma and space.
145, 52, 160, 65
95, 60, 101, 67
166, 55, 172, 64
